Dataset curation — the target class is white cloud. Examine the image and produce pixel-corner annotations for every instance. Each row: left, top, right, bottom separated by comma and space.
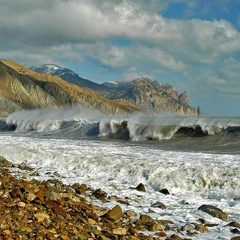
0, 0, 240, 104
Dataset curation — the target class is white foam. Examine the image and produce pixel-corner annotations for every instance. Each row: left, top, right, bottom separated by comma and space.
0, 134, 239, 239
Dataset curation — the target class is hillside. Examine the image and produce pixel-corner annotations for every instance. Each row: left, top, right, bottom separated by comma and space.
0, 60, 138, 116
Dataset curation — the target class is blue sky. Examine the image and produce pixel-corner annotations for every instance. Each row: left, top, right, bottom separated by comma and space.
0, 0, 240, 116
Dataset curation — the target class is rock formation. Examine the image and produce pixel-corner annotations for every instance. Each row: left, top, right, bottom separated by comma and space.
102, 78, 198, 115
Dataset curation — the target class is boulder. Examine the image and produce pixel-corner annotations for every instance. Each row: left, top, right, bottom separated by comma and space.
135, 183, 146, 192
93, 188, 107, 200
198, 205, 228, 221
139, 214, 153, 225
159, 188, 170, 195
151, 201, 166, 209
103, 205, 123, 222
231, 237, 240, 240
227, 221, 240, 228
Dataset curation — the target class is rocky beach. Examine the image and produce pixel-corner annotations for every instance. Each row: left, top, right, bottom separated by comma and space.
0, 155, 239, 240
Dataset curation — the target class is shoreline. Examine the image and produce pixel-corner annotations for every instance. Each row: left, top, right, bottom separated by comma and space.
0, 156, 239, 240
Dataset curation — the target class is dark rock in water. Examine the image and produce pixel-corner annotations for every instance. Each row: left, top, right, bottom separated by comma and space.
198, 204, 228, 221
136, 183, 146, 192
195, 224, 209, 233
159, 188, 170, 195
103, 205, 123, 222
227, 221, 240, 228
151, 201, 166, 209
230, 228, 240, 234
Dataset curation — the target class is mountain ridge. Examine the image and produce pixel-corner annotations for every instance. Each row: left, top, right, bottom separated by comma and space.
0, 60, 138, 116
31, 65, 198, 115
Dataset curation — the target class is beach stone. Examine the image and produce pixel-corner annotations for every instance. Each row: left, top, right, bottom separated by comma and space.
112, 228, 127, 235
53, 203, 66, 217
231, 237, 240, 240
46, 191, 61, 201
159, 188, 170, 195
166, 234, 183, 239
34, 212, 50, 222
103, 205, 123, 222
148, 221, 159, 232
0, 156, 12, 167
227, 221, 240, 228
151, 201, 166, 209
75, 184, 87, 195
93, 188, 107, 200
230, 228, 240, 234
3, 229, 11, 235
136, 183, 146, 192
18, 163, 34, 171
195, 224, 209, 233
181, 224, 195, 231
23, 173, 31, 179
35, 190, 45, 201
198, 204, 228, 221
139, 214, 153, 225
11, 188, 21, 198
18, 202, 26, 208
117, 199, 130, 205
157, 231, 167, 237
27, 192, 36, 201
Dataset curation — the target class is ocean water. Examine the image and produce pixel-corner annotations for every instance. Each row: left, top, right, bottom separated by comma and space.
0, 107, 240, 239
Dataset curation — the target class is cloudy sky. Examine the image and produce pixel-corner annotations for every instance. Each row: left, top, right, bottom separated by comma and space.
1, 0, 240, 116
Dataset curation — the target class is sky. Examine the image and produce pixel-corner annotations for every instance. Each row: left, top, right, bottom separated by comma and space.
0, 0, 240, 116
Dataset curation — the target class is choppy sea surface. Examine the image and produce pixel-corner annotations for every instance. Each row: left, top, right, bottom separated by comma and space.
0, 108, 240, 239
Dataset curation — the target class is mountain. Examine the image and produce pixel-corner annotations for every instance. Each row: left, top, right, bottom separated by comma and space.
102, 78, 197, 115
0, 60, 138, 116
30, 64, 111, 95
30, 65, 198, 115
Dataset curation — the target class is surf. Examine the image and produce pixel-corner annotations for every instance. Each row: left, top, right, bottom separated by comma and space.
2, 108, 240, 150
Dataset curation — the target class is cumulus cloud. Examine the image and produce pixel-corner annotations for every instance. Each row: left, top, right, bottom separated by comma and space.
1, 0, 239, 63
0, 0, 240, 115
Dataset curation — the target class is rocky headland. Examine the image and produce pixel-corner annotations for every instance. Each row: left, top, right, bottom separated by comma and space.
0, 156, 239, 240
30, 64, 198, 116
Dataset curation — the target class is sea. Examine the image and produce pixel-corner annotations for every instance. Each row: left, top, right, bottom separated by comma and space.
0, 107, 239, 239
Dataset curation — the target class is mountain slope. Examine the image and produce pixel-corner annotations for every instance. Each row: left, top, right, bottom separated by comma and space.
0, 60, 138, 116
30, 64, 111, 95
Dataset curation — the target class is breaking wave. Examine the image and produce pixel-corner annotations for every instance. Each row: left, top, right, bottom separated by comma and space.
2, 108, 240, 145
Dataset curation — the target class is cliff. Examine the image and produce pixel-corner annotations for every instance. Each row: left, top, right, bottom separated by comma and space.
0, 60, 138, 116
103, 78, 197, 115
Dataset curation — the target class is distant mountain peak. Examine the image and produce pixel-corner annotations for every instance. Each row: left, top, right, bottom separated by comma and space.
30, 64, 77, 77
41, 64, 63, 70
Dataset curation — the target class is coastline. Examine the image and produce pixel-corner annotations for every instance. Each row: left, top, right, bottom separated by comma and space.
0, 156, 239, 240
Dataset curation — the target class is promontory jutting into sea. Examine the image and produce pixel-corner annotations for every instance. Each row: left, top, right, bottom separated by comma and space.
0, 60, 239, 239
